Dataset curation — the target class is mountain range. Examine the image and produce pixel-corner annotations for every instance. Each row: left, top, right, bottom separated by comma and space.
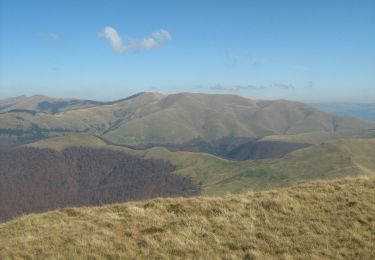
1, 92, 374, 154
1, 92, 375, 222
1, 92, 375, 258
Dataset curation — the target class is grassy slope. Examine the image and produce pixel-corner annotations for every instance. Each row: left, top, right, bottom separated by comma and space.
2, 92, 374, 144
259, 131, 342, 144
27, 134, 375, 195
0, 95, 101, 114
1, 177, 374, 259
211, 138, 375, 195
0, 95, 53, 112
103, 93, 375, 144
26, 134, 258, 194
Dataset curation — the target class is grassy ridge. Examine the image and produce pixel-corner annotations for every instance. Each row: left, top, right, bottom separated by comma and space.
1, 177, 374, 259
27, 134, 375, 195
2, 92, 374, 145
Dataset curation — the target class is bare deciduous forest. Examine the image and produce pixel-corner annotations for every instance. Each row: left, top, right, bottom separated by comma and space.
0, 147, 200, 221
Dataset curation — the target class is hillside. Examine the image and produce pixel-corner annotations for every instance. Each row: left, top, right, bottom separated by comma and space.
2, 130, 375, 221
0, 95, 103, 114
26, 134, 375, 196
226, 140, 310, 160
138, 137, 313, 160
1, 177, 374, 259
1, 92, 374, 147
0, 146, 199, 222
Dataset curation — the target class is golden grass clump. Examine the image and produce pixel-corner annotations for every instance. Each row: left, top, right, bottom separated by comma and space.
1, 177, 375, 259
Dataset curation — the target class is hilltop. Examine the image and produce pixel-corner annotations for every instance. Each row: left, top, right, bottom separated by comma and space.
1, 92, 374, 147
0, 95, 103, 114
1, 177, 374, 259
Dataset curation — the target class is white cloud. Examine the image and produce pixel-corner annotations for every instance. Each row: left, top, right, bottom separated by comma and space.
98, 26, 126, 53
139, 38, 159, 48
98, 26, 172, 54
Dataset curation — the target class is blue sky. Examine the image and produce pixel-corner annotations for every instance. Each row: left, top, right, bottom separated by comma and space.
1, 0, 374, 102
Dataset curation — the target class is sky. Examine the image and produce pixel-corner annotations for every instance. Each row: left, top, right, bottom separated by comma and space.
0, 0, 374, 102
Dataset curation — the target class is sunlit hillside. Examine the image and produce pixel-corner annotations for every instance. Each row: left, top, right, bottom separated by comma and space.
1, 177, 374, 259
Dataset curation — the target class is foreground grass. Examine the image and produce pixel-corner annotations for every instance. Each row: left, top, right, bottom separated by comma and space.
1, 177, 375, 259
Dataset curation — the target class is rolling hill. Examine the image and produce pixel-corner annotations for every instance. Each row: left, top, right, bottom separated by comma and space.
0, 95, 103, 114
26, 134, 375, 195
0, 133, 369, 221
1, 93, 375, 222
1, 177, 374, 259
1, 93, 374, 147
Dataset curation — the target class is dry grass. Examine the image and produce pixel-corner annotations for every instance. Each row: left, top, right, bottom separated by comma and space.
1, 177, 374, 259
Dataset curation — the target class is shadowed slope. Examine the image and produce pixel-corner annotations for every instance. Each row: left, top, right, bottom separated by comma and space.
226, 140, 311, 160
0, 146, 200, 222
135, 137, 312, 160
27, 134, 375, 196
1, 177, 374, 259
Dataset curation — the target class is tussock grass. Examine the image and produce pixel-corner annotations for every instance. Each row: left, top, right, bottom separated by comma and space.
1, 177, 374, 259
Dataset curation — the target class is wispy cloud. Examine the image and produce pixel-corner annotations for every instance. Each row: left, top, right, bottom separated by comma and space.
211, 84, 265, 91
223, 50, 309, 72
98, 26, 172, 54
211, 83, 294, 91
271, 83, 294, 90
36, 32, 60, 40
224, 49, 262, 69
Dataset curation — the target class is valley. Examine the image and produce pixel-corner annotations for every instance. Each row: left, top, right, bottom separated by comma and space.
1, 92, 375, 258
2, 1, 374, 258
1, 93, 375, 222
1, 131, 374, 221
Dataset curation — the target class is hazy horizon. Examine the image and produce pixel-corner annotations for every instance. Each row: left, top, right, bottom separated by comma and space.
1, 0, 374, 102
2, 91, 375, 105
